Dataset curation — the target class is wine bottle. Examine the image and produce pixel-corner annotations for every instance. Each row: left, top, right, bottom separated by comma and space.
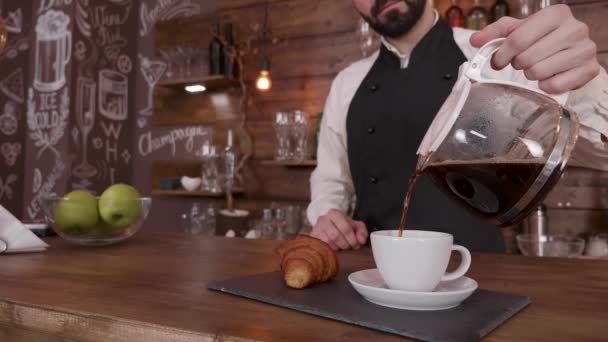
223, 129, 239, 191
466, 0, 489, 30
445, 0, 465, 28
491, 0, 510, 22
222, 23, 235, 78
209, 23, 223, 75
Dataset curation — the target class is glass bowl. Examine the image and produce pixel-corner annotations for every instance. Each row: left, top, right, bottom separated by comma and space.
516, 234, 585, 257
42, 196, 152, 246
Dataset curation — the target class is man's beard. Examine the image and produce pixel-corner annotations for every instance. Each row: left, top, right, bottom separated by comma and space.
360, 0, 426, 38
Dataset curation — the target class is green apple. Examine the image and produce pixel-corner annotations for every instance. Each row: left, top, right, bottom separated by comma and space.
91, 220, 119, 235
98, 184, 142, 229
53, 190, 99, 234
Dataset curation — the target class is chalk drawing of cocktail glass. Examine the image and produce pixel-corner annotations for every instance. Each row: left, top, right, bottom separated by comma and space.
139, 55, 167, 116
34, 10, 71, 92
99, 69, 128, 121
73, 77, 97, 179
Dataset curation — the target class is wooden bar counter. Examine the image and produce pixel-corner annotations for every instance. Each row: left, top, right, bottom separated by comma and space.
0, 233, 607, 341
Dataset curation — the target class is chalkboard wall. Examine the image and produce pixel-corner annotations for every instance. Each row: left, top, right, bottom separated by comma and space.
0, 0, 215, 221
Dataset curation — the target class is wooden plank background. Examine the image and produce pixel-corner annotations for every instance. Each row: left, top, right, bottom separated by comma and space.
154, 0, 608, 244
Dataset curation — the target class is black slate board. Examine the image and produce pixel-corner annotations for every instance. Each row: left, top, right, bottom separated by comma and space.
208, 269, 530, 342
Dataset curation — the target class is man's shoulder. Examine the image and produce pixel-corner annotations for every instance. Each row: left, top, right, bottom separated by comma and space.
326, 51, 378, 106
338, 51, 378, 79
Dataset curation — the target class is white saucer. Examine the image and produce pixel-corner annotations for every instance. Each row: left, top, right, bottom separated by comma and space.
348, 268, 478, 311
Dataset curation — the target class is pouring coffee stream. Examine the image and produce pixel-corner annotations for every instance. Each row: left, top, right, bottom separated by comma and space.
399, 38, 580, 237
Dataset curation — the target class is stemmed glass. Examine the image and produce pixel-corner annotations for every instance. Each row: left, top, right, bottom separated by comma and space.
357, 18, 379, 57
292, 110, 310, 160
273, 112, 293, 160
159, 49, 175, 79
178, 47, 194, 78
73, 78, 97, 178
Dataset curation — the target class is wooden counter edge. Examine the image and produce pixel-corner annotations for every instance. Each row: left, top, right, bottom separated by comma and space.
0, 298, 254, 342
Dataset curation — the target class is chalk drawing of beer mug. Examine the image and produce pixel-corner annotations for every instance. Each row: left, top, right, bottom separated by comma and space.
34, 10, 71, 92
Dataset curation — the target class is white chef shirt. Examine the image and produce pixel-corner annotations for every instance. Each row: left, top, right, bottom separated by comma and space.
307, 12, 608, 226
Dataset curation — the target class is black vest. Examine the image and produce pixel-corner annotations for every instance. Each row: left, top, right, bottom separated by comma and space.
346, 20, 505, 253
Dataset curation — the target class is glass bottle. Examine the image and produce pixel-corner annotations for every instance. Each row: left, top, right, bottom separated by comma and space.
209, 23, 224, 75
466, 0, 490, 30
491, 0, 510, 22
223, 129, 238, 191
445, 0, 465, 28
222, 23, 235, 78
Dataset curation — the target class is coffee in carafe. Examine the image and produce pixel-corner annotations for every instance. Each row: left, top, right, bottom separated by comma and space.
412, 38, 579, 230
424, 159, 564, 227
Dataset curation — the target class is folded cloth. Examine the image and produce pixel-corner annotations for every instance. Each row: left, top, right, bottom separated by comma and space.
0, 205, 48, 254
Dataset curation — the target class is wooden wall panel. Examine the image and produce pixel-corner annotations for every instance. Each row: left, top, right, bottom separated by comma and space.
242, 31, 361, 81
156, 0, 359, 50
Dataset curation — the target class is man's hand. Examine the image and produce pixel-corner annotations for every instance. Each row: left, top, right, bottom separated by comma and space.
470, 5, 600, 94
310, 209, 368, 251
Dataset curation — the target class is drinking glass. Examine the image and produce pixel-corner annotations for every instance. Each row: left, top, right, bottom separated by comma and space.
299, 207, 312, 235
273, 112, 293, 160
259, 209, 275, 239
189, 203, 203, 235
292, 110, 310, 160
201, 206, 217, 236
284, 205, 301, 238
274, 208, 287, 240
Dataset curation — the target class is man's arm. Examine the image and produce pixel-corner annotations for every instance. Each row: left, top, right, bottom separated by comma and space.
567, 68, 608, 171
470, 5, 608, 170
307, 74, 368, 250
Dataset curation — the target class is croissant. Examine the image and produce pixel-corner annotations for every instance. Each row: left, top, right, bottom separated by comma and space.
276, 235, 339, 289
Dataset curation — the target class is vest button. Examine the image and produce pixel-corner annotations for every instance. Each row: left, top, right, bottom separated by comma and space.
443, 73, 453, 80
370, 176, 378, 184
369, 84, 379, 92
367, 126, 375, 134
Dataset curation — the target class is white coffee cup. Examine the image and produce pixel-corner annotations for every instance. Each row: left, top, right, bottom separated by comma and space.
370, 230, 471, 292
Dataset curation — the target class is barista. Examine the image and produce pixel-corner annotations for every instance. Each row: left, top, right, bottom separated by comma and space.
307, 0, 608, 252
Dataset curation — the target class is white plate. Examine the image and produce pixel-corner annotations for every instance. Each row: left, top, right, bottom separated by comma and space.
348, 268, 478, 311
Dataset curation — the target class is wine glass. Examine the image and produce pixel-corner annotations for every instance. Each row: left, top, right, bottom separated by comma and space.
73, 78, 97, 179
357, 18, 379, 57
159, 49, 174, 79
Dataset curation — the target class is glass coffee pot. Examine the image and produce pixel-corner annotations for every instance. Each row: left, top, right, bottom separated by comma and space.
417, 38, 579, 227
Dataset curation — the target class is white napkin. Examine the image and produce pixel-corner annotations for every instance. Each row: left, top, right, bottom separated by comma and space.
0, 205, 48, 253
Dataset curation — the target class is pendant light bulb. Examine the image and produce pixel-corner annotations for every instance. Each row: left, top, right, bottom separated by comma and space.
256, 58, 272, 91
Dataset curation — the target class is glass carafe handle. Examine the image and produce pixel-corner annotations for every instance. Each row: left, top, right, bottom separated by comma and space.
464, 38, 569, 106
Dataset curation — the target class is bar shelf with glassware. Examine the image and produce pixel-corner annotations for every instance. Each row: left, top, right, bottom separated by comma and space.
151, 188, 244, 198
157, 75, 240, 92
260, 160, 317, 167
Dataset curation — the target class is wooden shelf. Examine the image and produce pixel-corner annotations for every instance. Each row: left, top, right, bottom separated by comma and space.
151, 188, 244, 198
157, 75, 240, 92
260, 160, 317, 167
